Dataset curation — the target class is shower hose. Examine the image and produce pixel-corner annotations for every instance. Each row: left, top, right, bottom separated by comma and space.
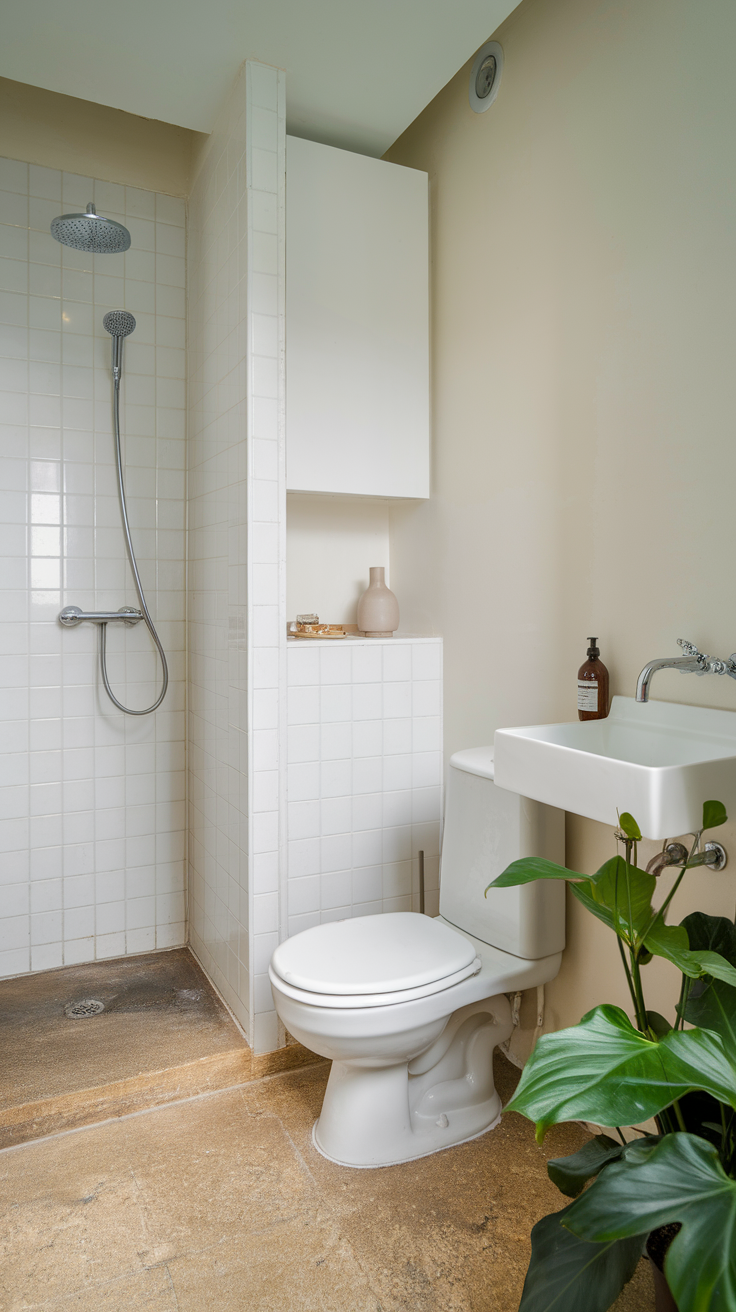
100, 374, 169, 715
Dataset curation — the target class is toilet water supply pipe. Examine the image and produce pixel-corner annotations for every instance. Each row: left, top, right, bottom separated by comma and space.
501, 986, 545, 1067
532, 985, 546, 1046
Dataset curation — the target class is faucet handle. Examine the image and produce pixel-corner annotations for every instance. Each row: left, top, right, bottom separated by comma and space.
676, 638, 711, 675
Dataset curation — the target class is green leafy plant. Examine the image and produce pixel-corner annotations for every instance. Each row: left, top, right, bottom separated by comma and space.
485, 801, 736, 1311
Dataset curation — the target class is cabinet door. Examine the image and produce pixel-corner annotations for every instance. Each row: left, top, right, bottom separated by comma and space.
286, 136, 429, 499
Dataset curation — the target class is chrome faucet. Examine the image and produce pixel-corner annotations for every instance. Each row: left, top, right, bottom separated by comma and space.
636, 638, 736, 703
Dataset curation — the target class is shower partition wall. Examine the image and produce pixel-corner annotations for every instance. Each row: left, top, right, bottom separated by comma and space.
187, 63, 287, 1050
0, 160, 187, 976
185, 62, 442, 1056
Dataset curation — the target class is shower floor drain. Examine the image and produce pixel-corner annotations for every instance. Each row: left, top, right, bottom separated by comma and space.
64, 998, 105, 1019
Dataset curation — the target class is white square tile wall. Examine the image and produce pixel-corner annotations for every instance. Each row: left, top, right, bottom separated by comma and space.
187, 63, 286, 1050
285, 635, 443, 932
0, 157, 187, 977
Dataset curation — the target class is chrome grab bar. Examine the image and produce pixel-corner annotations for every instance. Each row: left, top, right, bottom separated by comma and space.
58, 606, 143, 627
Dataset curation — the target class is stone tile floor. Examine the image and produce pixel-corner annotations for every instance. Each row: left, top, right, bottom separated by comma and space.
0, 949, 314, 1148
0, 1055, 655, 1311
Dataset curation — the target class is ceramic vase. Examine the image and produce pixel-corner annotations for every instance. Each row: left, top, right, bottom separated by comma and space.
357, 567, 399, 637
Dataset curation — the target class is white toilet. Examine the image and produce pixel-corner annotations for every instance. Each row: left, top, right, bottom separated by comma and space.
269, 747, 565, 1168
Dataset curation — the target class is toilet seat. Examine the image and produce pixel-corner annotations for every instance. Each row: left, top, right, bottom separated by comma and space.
270, 911, 480, 1007
268, 957, 482, 1008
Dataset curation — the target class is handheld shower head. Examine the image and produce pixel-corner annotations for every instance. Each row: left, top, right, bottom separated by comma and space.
103, 310, 136, 380
103, 310, 136, 338
51, 202, 131, 254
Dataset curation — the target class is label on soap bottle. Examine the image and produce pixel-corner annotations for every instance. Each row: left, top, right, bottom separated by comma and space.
578, 680, 598, 712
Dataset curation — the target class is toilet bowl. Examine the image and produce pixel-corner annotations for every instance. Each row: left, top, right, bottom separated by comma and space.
271, 746, 566, 1168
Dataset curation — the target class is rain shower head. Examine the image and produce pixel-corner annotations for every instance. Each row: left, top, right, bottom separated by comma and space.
103, 310, 136, 337
103, 310, 136, 380
51, 202, 131, 254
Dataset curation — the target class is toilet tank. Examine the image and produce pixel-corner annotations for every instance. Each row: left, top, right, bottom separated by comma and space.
439, 747, 566, 959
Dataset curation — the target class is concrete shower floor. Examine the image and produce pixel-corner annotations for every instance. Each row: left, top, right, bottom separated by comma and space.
0, 948, 316, 1149
0, 1053, 655, 1311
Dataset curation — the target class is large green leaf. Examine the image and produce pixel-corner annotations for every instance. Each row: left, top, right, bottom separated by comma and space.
488, 855, 655, 932
507, 1005, 736, 1141
644, 919, 736, 988
518, 1204, 645, 1312
564, 1133, 736, 1312
682, 913, 736, 962
487, 855, 657, 948
703, 800, 728, 830
485, 856, 585, 893
568, 856, 656, 944
547, 1134, 635, 1198
681, 914, 736, 1064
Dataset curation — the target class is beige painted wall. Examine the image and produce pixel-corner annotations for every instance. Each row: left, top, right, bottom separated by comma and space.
0, 77, 205, 196
385, 0, 736, 1049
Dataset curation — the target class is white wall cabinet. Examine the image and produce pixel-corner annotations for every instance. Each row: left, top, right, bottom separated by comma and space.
286, 136, 429, 499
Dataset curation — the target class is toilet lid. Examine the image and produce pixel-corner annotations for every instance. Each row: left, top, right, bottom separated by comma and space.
270, 912, 477, 996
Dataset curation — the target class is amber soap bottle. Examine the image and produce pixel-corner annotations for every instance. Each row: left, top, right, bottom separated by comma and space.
578, 637, 609, 721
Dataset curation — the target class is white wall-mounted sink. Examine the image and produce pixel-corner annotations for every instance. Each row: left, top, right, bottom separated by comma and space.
493, 696, 736, 839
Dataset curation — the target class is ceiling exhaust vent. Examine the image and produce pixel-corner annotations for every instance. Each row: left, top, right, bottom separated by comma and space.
469, 41, 503, 114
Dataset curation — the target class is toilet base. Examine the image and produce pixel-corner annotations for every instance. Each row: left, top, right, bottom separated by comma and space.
310, 997, 513, 1168
312, 1107, 503, 1168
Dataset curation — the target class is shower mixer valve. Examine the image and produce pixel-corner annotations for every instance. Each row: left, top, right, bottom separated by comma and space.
59, 606, 143, 627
